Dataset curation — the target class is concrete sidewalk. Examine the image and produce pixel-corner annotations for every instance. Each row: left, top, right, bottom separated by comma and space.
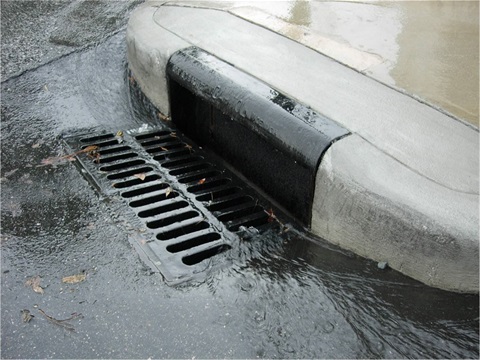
126, 1, 479, 292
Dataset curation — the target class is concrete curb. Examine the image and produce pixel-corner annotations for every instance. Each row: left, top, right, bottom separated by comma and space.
126, 2, 479, 292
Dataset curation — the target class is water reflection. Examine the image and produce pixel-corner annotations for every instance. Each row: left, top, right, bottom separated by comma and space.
213, 229, 479, 358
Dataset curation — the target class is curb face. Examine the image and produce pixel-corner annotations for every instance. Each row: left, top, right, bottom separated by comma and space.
167, 47, 349, 224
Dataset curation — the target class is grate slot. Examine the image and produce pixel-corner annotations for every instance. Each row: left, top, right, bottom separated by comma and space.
106, 166, 153, 180
207, 195, 253, 212
167, 232, 222, 253
100, 159, 146, 172
196, 186, 241, 201
178, 170, 222, 184
142, 137, 180, 149
82, 139, 119, 148
129, 191, 179, 208
98, 145, 132, 155
169, 163, 210, 176
217, 204, 263, 222
156, 221, 210, 241
147, 143, 185, 154
227, 212, 270, 231
162, 156, 203, 169
121, 183, 169, 198
80, 134, 114, 143
112, 174, 161, 188
137, 200, 189, 218
97, 152, 137, 164
153, 149, 191, 162
182, 244, 231, 265
135, 131, 171, 141
187, 178, 231, 194
146, 211, 199, 229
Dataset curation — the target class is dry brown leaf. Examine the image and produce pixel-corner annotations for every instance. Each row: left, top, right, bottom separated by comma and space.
133, 173, 146, 181
62, 274, 86, 284
265, 208, 276, 223
170, 132, 177, 138
165, 187, 173, 197
21, 309, 34, 323
82, 145, 99, 153
198, 178, 206, 185
158, 112, 171, 122
25, 276, 44, 294
160, 146, 168, 151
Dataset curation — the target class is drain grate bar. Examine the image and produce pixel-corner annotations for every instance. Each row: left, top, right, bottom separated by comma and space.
64, 126, 282, 283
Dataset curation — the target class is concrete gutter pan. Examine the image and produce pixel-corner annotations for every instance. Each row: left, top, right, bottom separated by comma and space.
126, 2, 479, 293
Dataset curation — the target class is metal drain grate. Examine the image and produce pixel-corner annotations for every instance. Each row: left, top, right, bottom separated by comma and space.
64, 126, 277, 283
133, 130, 271, 232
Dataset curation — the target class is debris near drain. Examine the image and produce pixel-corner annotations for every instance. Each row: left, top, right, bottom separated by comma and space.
158, 112, 171, 122
21, 309, 34, 323
25, 276, 44, 294
237, 226, 260, 241
37, 308, 83, 332
378, 261, 389, 270
115, 130, 124, 143
38, 145, 100, 167
264, 209, 290, 234
62, 273, 86, 284
133, 173, 147, 181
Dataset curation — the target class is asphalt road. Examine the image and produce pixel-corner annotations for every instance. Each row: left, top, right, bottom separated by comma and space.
1, 1, 478, 359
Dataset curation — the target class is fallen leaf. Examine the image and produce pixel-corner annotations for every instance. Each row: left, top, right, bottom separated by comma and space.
21, 309, 34, 323
265, 208, 276, 223
170, 132, 177, 138
185, 144, 193, 152
25, 276, 44, 294
160, 146, 168, 151
198, 178, 206, 185
115, 130, 124, 144
165, 187, 173, 197
62, 274, 86, 284
82, 145, 99, 154
158, 112, 170, 122
133, 173, 146, 181
31, 143, 41, 149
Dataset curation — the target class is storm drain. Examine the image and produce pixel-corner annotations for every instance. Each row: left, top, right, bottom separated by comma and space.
64, 126, 276, 283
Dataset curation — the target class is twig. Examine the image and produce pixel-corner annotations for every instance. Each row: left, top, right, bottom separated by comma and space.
37, 308, 82, 332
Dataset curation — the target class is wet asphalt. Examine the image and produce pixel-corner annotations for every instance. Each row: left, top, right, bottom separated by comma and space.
1, 1, 479, 359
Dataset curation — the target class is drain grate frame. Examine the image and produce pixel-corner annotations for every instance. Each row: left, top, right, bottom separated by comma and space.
63, 125, 283, 284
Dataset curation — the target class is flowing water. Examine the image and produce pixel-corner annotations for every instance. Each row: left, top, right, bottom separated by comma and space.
1, 4, 478, 359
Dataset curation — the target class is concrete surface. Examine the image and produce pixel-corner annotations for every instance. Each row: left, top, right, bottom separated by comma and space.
169, 0, 480, 127
126, 1, 479, 292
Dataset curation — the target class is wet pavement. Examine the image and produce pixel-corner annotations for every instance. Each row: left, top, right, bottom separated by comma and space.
1, 1, 479, 359
197, 0, 479, 126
